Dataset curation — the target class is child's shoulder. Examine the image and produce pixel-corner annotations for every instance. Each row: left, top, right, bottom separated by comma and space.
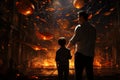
64, 48, 70, 52
65, 47, 70, 50
57, 47, 70, 51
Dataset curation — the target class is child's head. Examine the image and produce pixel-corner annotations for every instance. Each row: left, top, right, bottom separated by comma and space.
58, 37, 66, 47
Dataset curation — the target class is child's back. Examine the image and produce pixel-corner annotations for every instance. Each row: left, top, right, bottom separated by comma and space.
56, 47, 71, 64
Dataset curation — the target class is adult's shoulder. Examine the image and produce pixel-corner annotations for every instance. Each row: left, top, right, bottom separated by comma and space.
65, 47, 70, 50
75, 24, 82, 31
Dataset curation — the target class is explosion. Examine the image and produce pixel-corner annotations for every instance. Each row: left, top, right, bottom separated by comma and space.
7, 0, 116, 72
21, 0, 116, 70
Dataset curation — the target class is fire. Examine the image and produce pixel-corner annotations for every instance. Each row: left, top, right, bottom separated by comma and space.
25, 4, 115, 70
88, 13, 93, 19
46, 8, 55, 12
31, 57, 56, 68
104, 11, 111, 16
95, 8, 102, 15
35, 31, 53, 40
57, 19, 69, 29
33, 23, 53, 40
94, 59, 102, 68
16, 0, 35, 16
29, 45, 115, 71
103, 8, 114, 16
31, 45, 47, 51
73, 0, 85, 9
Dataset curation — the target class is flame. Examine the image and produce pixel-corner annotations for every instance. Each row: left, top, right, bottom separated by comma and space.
104, 11, 111, 16
31, 45, 47, 51
46, 8, 55, 12
16, 40, 47, 51
103, 8, 114, 16
29, 45, 114, 70
73, 0, 85, 9
16, 0, 35, 16
57, 19, 69, 29
88, 13, 93, 19
33, 23, 53, 40
65, 13, 70, 17
36, 16, 40, 19
23, 3, 115, 70
35, 31, 53, 40
30, 47, 75, 69
94, 59, 102, 67
95, 8, 102, 15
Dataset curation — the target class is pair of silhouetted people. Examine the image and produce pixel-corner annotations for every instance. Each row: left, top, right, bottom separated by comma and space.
56, 11, 96, 80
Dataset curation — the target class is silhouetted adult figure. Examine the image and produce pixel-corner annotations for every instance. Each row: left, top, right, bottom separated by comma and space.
67, 11, 96, 80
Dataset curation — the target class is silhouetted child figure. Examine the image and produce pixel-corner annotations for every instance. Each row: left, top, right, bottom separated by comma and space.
55, 37, 72, 80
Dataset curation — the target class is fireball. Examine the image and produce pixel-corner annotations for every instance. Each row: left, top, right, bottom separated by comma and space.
16, 0, 35, 16
73, 0, 85, 9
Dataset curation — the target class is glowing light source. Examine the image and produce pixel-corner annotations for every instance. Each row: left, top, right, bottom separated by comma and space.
16, 0, 35, 16
35, 31, 53, 40
31, 45, 47, 51
73, 0, 85, 9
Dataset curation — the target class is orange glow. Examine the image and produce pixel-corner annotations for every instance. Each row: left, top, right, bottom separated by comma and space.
25, 43, 47, 51
46, 8, 55, 12
103, 8, 114, 16
31, 45, 47, 51
65, 13, 70, 17
104, 11, 111, 16
26, 7, 115, 70
35, 31, 53, 40
94, 59, 102, 68
73, 0, 85, 9
57, 19, 69, 29
95, 8, 102, 15
110, 8, 115, 11
36, 16, 40, 19
16, 73, 20, 77
33, 23, 53, 40
30, 45, 114, 70
28, 75, 39, 79
88, 13, 93, 19
16, 0, 35, 16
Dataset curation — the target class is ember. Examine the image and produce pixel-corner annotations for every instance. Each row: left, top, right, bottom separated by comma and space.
16, 0, 35, 16
73, 0, 85, 9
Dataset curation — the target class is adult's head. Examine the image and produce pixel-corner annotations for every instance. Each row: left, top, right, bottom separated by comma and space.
77, 10, 89, 24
